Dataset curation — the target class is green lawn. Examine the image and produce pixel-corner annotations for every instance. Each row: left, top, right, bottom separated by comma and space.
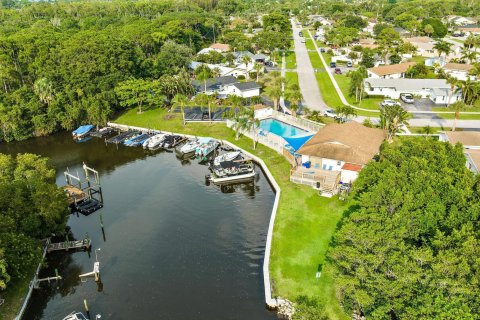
285, 72, 299, 87
115, 108, 349, 319
431, 106, 480, 120
407, 56, 426, 64
285, 51, 297, 69
305, 38, 316, 51
334, 75, 383, 111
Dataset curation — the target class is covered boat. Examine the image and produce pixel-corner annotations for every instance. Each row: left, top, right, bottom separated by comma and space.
143, 133, 167, 149
90, 127, 114, 138
213, 151, 242, 166
207, 160, 256, 183
178, 139, 200, 154
195, 138, 219, 159
72, 125, 94, 139
163, 135, 185, 149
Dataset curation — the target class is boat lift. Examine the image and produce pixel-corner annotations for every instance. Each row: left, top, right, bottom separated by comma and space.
33, 269, 62, 289
64, 163, 104, 212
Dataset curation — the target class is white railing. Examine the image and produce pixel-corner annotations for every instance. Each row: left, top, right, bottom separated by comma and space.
271, 110, 324, 132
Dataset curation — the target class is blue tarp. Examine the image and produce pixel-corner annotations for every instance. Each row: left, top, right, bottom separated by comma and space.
283, 133, 314, 151
73, 125, 94, 136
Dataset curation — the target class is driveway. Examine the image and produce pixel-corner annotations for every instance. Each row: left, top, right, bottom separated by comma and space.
291, 20, 326, 111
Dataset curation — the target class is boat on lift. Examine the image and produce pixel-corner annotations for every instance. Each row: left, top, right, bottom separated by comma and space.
143, 133, 167, 150
162, 135, 185, 149
90, 127, 114, 138
213, 151, 242, 166
206, 160, 256, 184
195, 138, 219, 160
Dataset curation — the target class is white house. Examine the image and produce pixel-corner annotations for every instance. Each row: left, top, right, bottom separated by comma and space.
442, 63, 475, 81
403, 37, 436, 57
440, 131, 480, 173
294, 122, 386, 189
367, 62, 416, 79
191, 76, 261, 98
447, 16, 477, 26
189, 61, 255, 78
364, 78, 462, 105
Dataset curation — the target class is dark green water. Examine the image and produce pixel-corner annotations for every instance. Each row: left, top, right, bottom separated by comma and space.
0, 132, 276, 320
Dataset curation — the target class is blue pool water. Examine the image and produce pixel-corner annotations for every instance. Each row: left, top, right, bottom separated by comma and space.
259, 118, 309, 138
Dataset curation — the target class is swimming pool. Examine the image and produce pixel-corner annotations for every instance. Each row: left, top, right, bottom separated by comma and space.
259, 118, 309, 138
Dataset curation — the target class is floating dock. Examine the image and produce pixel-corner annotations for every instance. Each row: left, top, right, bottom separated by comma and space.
47, 239, 92, 253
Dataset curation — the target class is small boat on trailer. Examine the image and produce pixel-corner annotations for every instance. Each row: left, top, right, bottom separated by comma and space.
90, 127, 114, 138
72, 125, 94, 141
143, 133, 167, 149
206, 160, 256, 184
213, 151, 242, 166
63, 312, 88, 320
195, 138, 219, 160
178, 139, 200, 155
124, 133, 150, 147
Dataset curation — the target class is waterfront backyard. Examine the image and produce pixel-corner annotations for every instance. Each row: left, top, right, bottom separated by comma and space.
115, 107, 350, 319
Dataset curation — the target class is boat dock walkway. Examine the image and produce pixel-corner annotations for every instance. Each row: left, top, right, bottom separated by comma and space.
47, 239, 91, 253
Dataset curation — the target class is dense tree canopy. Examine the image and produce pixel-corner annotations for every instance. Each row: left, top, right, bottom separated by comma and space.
329, 139, 480, 319
0, 0, 224, 142
0, 153, 69, 287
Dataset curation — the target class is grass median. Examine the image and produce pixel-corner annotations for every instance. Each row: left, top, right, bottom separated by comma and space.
115, 108, 349, 319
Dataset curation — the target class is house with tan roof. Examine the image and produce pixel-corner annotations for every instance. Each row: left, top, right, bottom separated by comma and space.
403, 37, 436, 57
209, 43, 231, 53
442, 63, 475, 81
367, 62, 416, 79
290, 122, 385, 195
439, 131, 480, 173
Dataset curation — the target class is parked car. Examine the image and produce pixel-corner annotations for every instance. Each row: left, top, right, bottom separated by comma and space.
264, 61, 275, 67
324, 109, 337, 118
299, 31, 303, 37
346, 61, 353, 67
301, 38, 306, 43
330, 61, 336, 68
334, 68, 342, 74
320, 48, 326, 53
380, 99, 401, 108
400, 94, 414, 104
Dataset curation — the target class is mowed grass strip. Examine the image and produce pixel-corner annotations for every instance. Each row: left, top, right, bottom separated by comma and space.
115, 108, 349, 319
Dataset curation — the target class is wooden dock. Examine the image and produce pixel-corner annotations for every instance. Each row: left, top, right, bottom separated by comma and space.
47, 239, 91, 253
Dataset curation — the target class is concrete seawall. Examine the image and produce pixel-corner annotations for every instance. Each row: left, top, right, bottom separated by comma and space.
107, 122, 281, 308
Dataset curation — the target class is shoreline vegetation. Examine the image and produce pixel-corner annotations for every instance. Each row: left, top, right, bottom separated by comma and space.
114, 107, 350, 319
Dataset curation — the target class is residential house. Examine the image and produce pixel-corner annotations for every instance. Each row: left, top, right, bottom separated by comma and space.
442, 63, 475, 81
457, 25, 480, 35
362, 19, 377, 36
367, 62, 416, 79
359, 38, 378, 50
394, 27, 411, 37
447, 15, 477, 26
403, 37, 436, 57
209, 43, 231, 53
233, 51, 269, 64
364, 78, 462, 105
189, 61, 256, 78
191, 76, 261, 98
439, 131, 480, 173
291, 122, 385, 194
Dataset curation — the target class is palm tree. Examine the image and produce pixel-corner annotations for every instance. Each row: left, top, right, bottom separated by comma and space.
33, 78, 55, 105
380, 105, 410, 142
460, 47, 477, 64
335, 105, 357, 123
433, 40, 452, 58
455, 79, 480, 105
448, 100, 468, 131
194, 93, 217, 123
263, 70, 283, 110
469, 63, 480, 78
211, 67, 221, 78
285, 84, 302, 116
172, 94, 190, 126
195, 65, 212, 93
254, 63, 263, 82
349, 66, 367, 103
422, 125, 434, 135
226, 94, 244, 116
242, 55, 251, 78
446, 76, 457, 105
424, 24, 434, 37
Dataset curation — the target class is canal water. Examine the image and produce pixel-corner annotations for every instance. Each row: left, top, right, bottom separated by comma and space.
0, 132, 276, 320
